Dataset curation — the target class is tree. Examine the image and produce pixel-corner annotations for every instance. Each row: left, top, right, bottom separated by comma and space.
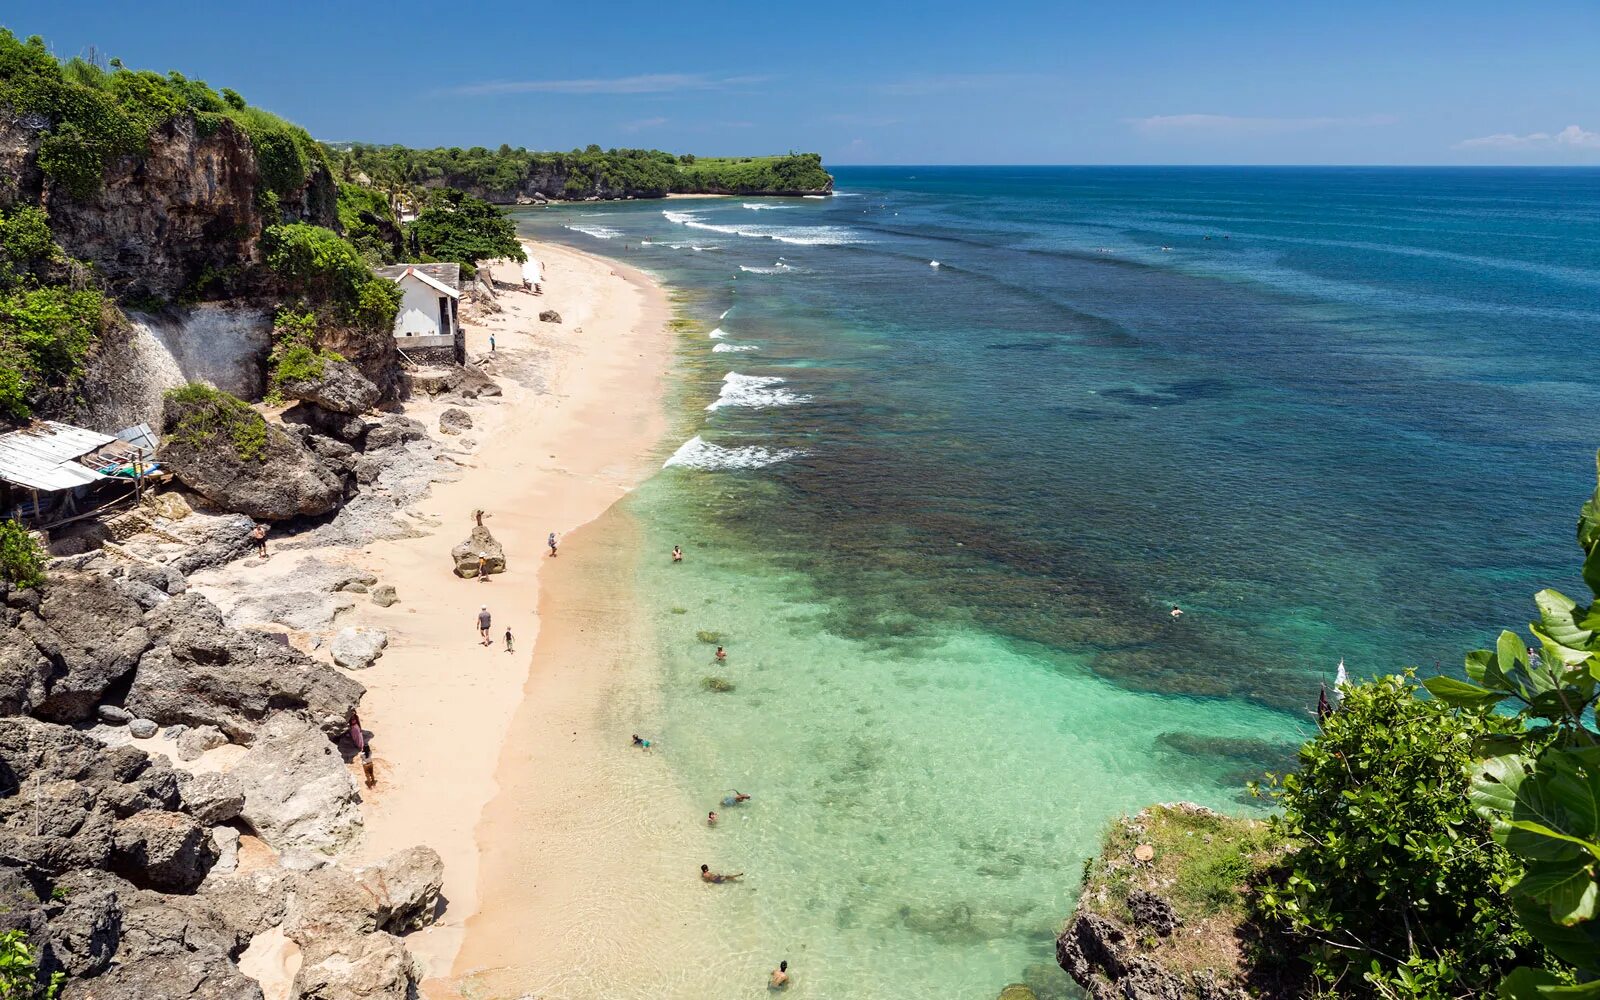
406, 188, 525, 270
1256, 673, 1543, 998
1426, 451, 1600, 997
0, 520, 45, 589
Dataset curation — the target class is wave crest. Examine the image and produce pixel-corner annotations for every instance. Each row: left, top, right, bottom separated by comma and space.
706, 372, 811, 411
664, 435, 804, 470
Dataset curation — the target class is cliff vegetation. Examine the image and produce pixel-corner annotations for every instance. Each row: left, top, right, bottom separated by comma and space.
1063, 454, 1600, 1000
328, 143, 833, 201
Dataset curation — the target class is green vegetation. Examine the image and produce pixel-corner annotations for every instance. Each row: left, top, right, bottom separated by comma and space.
701, 676, 736, 693
162, 383, 268, 462
0, 928, 61, 998
0, 204, 106, 419
1257, 673, 1542, 998
695, 630, 722, 644
0, 520, 45, 589
0, 29, 324, 203
326, 143, 831, 200
409, 188, 525, 275
336, 183, 402, 264
265, 307, 343, 400
262, 224, 400, 334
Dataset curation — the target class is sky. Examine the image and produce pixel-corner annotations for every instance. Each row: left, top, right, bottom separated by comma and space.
9, 1, 1600, 165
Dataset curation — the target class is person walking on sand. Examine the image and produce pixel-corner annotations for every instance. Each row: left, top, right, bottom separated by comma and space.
701, 864, 743, 884
505, 627, 514, 653
672, 545, 683, 563
489, 332, 496, 353
250, 523, 269, 559
477, 554, 490, 581
477, 606, 493, 646
548, 532, 559, 557
769, 961, 790, 990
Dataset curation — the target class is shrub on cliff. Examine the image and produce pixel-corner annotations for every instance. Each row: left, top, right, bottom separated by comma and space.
162, 383, 268, 461
1255, 673, 1552, 997
263, 224, 401, 334
0, 519, 46, 589
0, 929, 62, 998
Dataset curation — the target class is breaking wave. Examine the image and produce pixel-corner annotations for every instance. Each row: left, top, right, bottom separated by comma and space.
713, 343, 759, 352
663, 435, 804, 470
663, 209, 866, 246
564, 224, 622, 240
706, 372, 811, 411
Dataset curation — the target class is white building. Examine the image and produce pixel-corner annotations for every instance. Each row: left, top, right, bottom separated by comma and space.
374, 263, 464, 364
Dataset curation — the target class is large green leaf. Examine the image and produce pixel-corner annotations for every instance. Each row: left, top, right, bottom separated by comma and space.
1423, 675, 1508, 709
1578, 449, 1600, 555
1499, 967, 1600, 999
1516, 861, 1600, 925
1586, 543, 1600, 602
1535, 590, 1596, 652
1513, 896, 1600, 975
1471, 754, 1530, 820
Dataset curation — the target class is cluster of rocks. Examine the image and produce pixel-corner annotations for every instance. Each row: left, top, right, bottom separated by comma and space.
0, 561, 441, 998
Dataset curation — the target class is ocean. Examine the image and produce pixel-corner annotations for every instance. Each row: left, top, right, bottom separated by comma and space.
511, 166, 1600, 998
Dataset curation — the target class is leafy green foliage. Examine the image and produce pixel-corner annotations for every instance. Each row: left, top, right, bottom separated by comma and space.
0, 28, 322, 203
1424, 451, 1600, 996
1256, 673, 1543, 998
407, 188, 525, 270
325, 143, 831, 199
264, 307, 343, 400
0, 928, 62, 997
0, 284, 104, 420
262, 224, 399, 333
162, 383, 268, 462
336, 183, 402, 264
0, 520, 45, 589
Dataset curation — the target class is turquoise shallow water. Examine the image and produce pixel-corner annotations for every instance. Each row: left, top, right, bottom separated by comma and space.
515, 167, 1600, 997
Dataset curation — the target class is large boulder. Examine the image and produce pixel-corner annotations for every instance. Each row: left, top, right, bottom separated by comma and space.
282, 846, 444, 941
362, 414, 427, 452
281, 402, 373, 447
110, 809, 217, 892
125, 593, 364, 743
330, 628, 387, 670
159, 388, 344, 521
277, 359, 380, 415
4, 571, 151, 722
408, 364, 501, 400
177, 771, 245, 826
451, 524, 505, 579
291, 931, 417, 1000
539, 309, 561, 323
438, 407, 473, 435
229, 713, 362, 854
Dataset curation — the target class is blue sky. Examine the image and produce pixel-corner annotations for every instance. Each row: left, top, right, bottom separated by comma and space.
10, 1, 1600, 164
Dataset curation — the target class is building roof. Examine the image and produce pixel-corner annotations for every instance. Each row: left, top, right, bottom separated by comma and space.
0, 421, 115, 492
373, 262, 462, 297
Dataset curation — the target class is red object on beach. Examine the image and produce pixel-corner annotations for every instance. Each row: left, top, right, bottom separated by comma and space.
349, 714, 366, 752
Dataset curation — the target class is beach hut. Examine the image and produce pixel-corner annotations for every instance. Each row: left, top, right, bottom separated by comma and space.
374, 263, 465, 364
0, 420, 153, 529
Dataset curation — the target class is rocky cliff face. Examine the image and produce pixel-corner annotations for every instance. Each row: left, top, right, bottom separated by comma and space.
2, 116, 338, 302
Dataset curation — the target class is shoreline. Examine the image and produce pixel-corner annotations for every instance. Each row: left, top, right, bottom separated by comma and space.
357, 239, 675, 990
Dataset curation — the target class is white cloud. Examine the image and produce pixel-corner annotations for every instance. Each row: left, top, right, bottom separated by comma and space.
620, 116, 668, 132
1454, 124, 1600, 150
449, 73, 771, 96
1130, 113, 1399, 136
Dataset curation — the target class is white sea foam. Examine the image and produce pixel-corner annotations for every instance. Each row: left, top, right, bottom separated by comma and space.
663, 435, 803, 470
662, 209, 865, 246
739, 264, 794, 274
708, 327, 729, 339
742, 202, 788, 210
706, 372, 811, 411
713, 343, 759, 352
564, 224, 621, 240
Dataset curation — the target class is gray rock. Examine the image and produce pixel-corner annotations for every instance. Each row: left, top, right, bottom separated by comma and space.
291, 931, 417, 1000
282, 846, 444, 939
281, 401, 373, 446
408, 363, 501, 399
439, 407, 473, 435
210, 826, 240, 875
1127, 889, 1180, 937
24, 571, 152, 723
178, 771, 245, 825
125, 593, 363, 744
277, 359, 380, 415
176, 724, 229, 761
111, 809, 217, 891
230, 713, 361, 854
369, 584, 398, 608
161, 724, 188, 741
43, 876, 121, 979
539, 309, 562, 323
451, 524, 505, 578
363, 414, 428, 452
159, 393, 345, 522
98, 705, 134, 725
127, 719, 158, 739
331, 628, 388, 670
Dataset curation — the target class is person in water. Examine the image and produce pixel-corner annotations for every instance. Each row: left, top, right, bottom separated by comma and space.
632, 734, 651, 749
1170, 605, 1184, 619
721, 791, 751, 807
700, 864, 742, 883
769, 961, 790, 990
672, 545, 683, 563
715, 646, 727, 662
707, 810, 718, 826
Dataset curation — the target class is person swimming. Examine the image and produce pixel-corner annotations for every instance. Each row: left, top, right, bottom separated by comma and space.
632, 734, 652, 749
700, 864, 743, 884
707, 810, 718, 826
769, 960, 790, 990
715, 645, 727, 662
721, 790, 751, 807
672, 545, 683, 563
1170, 605, 1184, 619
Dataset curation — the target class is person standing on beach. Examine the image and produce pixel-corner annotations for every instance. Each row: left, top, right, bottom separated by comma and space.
505, 627, 514, 653
489, 332, 496, 353
250, 523, 269, 559
548, 532, 559, 557
477, 606, 493, 646
769, 961, 790, 990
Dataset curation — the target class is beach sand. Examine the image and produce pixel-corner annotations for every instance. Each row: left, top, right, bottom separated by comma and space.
339, 240, 676, 992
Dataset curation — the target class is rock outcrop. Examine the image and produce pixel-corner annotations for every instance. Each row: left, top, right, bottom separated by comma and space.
229, 713, 362, 854
277, 360, 381, 416
331, 628, 387, 670
451, 524, 506, 578
2, 572, 149, 722
438, 407, 472, 435
159, 394, 344, 522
